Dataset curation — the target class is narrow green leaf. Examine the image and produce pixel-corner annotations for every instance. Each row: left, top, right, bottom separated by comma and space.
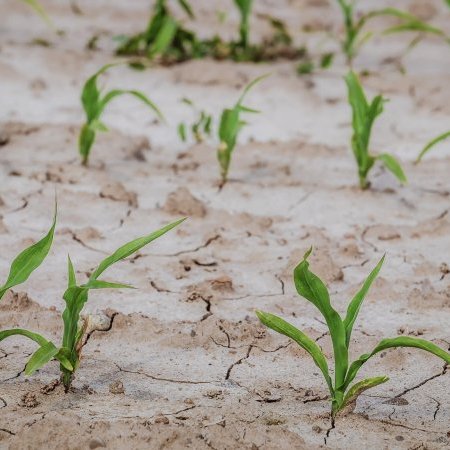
178, 0, 195, 19
78, 124, 96, 162
84, 279, 135, 290
236, 74, 270, 106
67, 255, 76, 288
341, 376, 389, 409
293, 249, 348, 390
99, 89, 163, 121
343, 336, 450, 390
148, 16, 178, 58
90, 218, 186, 282
0, 205, 56, 300
0, 328, 49, 347
25, 341, 59, 375
54, 347, 74, 371
343, 255, 385, 346
256, 310, 333, 393
377, 153, 407, 184
416, 130, 450, 163
178, 123, 187, 142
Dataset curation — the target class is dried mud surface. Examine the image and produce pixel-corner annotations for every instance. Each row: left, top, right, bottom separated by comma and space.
1, 0, 450, 449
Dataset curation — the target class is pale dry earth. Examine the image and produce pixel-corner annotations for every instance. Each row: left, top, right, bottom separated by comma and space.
0, 0, 450, 449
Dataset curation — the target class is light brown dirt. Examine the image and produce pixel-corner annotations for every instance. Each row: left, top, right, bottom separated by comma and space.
0, 0, 450, 449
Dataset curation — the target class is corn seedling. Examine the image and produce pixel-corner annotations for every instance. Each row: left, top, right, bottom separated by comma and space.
116, 0, 204, 63
416, 130, 450, 163
345, 71, 406, 189
336, 1, 445, 65
79, 63, 162, 166
217, 74, 267, 188
0, 209, 184, 392
177, 98, 213, 144
256, 248, 450, 420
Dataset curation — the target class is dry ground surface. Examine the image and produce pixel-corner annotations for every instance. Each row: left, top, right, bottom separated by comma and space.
1, 0, 450, 448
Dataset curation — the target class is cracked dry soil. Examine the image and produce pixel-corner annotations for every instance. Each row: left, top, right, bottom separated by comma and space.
1, 0, 450, 448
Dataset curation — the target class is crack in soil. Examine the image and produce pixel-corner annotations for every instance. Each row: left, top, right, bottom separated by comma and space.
115, 363, 218, 384
150, 280, 179, 294
393, 362, 448, 399
323, 416, 335, 445
69, 230, 109, 255
200, 296, 213, 321
82, 312, 118, 349
2, 364, 27, 382
159, 235, 221, 257
0, 428, 15, 436
225, 345, 254, 380
430, 397, 441, 420
0, 397, 7, 408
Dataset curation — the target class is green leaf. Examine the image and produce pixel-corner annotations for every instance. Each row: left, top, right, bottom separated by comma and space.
148, 16, 178, 58
25, 341, 59, 375
78, 124, 96, 164
377, 153, 407, 184
99, 89, 163, 121
84, 280, 135, 290
89, 218, 186, 282
178, 123, 187, 142
236, 74, 270, 107
416, 130, 450, 163
256, 310, 333, 393
54, 347, 74, 371
343, 336, 450, 390
67, 255, 76, 288
343, 255, 385, 346
0, 328, 49, 347
293, 248, 348, 390
178, 0, 195, 19
0, 205, 56, 300
341, 376, 389, 410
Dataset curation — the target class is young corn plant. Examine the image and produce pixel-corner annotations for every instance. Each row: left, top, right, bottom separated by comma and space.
177, 98, 213, 144
256, 248, 450, 420
217, 74, 267, 188
345, 71, 406, 189
0, 209, 184, 392
116, 0, 202, 63
336, 1, 446, 65
79, 63, 162, 166
415, 130, 450, 163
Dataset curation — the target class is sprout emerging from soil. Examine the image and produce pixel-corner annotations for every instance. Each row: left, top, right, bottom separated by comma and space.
178, 98, 213, 144
217, 74, 268, 188
345, 71, 407, 189
0, 206, 185, 392
79, 63, 163, 166
336, 1, 446, 65
256, 248, 450, 420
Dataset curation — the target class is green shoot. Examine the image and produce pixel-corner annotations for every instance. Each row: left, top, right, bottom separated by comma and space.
177, 98, 213, 143
217, 74, 268, 188
336, 1, 446, 65
416, 130, 450, 163
345, 71, 407, 189
116, 0, 201, 63
257, 248, 450, 419
0, 210, 185, 392
79, 63, 163, 166
234, 0, 253, 50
